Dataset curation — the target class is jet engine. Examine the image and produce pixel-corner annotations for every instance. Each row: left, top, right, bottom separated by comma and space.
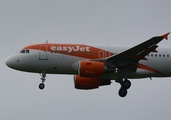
78, 61, 106, 77
74, 75, 111, 90
72, 60, 117, 77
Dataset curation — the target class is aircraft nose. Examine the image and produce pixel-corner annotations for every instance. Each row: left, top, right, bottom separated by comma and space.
5, 56, 13, 68
5, 55, 19, 69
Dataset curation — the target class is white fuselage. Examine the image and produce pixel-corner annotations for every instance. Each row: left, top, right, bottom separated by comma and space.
5, 46, 171, 79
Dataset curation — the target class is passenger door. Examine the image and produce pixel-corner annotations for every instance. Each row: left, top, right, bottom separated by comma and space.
39, 45, 48, 60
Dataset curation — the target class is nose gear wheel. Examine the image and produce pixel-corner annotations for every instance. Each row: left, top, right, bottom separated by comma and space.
39, 71, 46, 90
39, 83, 45, 89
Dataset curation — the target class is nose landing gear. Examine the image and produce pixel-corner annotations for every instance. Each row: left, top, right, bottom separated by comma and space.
39, 71, 46, 90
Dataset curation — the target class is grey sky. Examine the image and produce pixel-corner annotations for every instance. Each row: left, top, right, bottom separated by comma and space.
1, 0, 171, 120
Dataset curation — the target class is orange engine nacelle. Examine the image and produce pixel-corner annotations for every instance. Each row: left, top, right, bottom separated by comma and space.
74, 75, 99, 89
78, 61, 105, 77
74, 75, 111, 90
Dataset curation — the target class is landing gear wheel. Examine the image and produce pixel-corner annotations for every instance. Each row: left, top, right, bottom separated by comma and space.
39, 71, 46, 90
122, 80, 131, 89
118, 88, 127, 97
39, 83, 45, 90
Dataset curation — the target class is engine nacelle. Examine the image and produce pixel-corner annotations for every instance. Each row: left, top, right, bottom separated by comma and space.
74, 75, 111, 90
78, 61, 105, 77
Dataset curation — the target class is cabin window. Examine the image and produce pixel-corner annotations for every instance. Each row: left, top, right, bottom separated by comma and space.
167, 55, 169, 57
151, 54, 153, 57
155, 54, 157, 57
159, 54, 161, 57
163, 54, 165, 57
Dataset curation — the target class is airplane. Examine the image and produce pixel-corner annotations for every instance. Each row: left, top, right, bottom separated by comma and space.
5, 32, 170, 97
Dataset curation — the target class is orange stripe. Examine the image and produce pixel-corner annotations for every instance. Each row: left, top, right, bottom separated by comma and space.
23, 43, 114, 59
130, 63, 165, 75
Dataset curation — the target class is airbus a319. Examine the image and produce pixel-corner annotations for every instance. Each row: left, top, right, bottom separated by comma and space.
5, 33, 170, 97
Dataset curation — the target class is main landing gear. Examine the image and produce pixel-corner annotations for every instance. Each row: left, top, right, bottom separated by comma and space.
118, 79, 131, 97
39, 71, 46, 90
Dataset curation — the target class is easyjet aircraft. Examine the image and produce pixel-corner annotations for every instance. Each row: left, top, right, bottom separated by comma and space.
5, 33, 170, 97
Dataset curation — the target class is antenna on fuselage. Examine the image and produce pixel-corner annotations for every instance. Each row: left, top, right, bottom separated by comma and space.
46, 40, 48, 43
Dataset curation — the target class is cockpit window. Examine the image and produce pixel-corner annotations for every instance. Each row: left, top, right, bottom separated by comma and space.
20, 50, 25, 53
26, 50, 30, 53
20, 49, 30, 53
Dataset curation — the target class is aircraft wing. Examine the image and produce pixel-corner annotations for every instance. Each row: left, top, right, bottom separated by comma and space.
105, 33, 170, 65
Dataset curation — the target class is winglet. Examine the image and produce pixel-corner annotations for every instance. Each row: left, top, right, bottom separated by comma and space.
162, 32, 170, 40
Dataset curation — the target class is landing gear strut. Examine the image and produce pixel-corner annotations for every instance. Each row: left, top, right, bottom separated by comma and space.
118, 79, 131, 97
39, 71, 46, 90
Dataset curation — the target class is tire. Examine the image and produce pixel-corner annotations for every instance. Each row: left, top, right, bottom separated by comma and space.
39, 83, 45, 90
122, 80, 131, 89
118, 88, 127, 97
